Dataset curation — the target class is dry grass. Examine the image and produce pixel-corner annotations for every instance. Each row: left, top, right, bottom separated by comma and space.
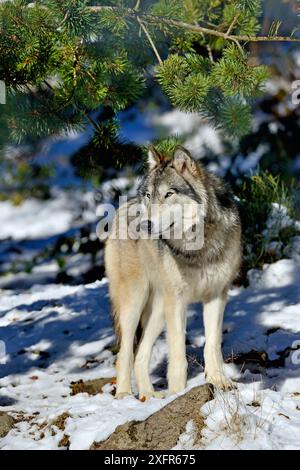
198, 382, 274, 448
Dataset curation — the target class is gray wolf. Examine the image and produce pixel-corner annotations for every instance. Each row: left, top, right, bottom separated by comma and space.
104, 145, 241, 399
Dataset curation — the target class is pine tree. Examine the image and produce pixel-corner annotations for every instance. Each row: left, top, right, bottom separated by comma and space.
0, 0, 299, 156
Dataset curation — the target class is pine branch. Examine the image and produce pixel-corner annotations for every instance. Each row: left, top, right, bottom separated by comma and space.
137, 12, 300, 43
15, 4, 300, 45
87, 5, 300, 44
43, 79, 100, 132
2, 1, 299, 144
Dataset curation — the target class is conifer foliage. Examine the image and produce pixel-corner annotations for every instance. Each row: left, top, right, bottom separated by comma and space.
0, 0, 298, 148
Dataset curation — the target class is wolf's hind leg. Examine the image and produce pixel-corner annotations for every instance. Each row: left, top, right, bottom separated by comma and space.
134, 293, 165, 399
115, 281, 149, 398
203, 292, 234, 391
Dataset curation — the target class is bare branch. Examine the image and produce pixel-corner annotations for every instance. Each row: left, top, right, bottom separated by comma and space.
136, 16, 163, 65
206, 43, 214, 63
225, 14, 239, 37
134, 0, 141, 11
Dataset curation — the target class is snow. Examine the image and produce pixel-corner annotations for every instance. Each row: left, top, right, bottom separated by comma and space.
0, 176, 134, 289
0, 262, 176, 449
231, 144, 268, 175
0, 190, 98, 241
265, 203, 300, 234
0, 197, 74, 240
198, 385, 300, 450
151, 109, 224, 158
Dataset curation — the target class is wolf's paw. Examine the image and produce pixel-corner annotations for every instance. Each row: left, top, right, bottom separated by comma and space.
115, 391, 132, 399
205, 372, 236, 391
139, 390, 166, 401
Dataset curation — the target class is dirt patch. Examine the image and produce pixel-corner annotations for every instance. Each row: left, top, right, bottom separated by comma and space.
36, 412, 70, 441
226, 350, 269, 371
70, 377, 115, 396
11, 411, 37, 423
51, 412, 70, 431
58, 434, 70, 448
225, 349, 288, 372
0, 411, 15, 438
91, 383, 213, 450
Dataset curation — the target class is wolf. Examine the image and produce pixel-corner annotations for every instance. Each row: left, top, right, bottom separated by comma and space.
104, 145, 241, 399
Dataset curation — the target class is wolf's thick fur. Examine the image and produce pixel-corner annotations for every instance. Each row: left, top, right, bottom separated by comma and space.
105, 146, 241, 398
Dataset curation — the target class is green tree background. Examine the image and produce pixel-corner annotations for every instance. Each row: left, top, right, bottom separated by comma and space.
0, 0, 299, 154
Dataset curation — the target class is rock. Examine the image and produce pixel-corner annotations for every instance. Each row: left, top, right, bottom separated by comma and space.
0, 411, 15, 438
70, 377, 115, 396
92, 384, 213, 450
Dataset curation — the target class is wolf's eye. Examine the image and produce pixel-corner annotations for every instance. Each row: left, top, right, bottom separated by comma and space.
146, 193, 151, 199
165, 191, 174, 198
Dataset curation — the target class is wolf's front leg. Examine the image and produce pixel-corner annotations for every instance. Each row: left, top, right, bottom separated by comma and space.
134, 293, 165, 399
203, 292, 234, 390
165, 295, 187, 394
115, 288, 149, 398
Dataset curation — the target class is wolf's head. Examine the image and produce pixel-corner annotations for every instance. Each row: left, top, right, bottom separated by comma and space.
137, 145, 207, 238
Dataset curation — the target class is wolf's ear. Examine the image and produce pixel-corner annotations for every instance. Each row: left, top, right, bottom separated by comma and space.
147, 145, 163, 170
173, 146, 198, 175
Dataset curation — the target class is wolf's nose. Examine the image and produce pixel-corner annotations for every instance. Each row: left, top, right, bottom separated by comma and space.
140, 220, 153, 233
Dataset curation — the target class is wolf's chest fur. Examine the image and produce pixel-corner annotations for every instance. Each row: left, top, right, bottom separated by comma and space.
137, 236, 239, 304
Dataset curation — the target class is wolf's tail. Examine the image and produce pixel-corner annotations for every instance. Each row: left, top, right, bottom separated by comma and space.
111, 305, 121, 353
